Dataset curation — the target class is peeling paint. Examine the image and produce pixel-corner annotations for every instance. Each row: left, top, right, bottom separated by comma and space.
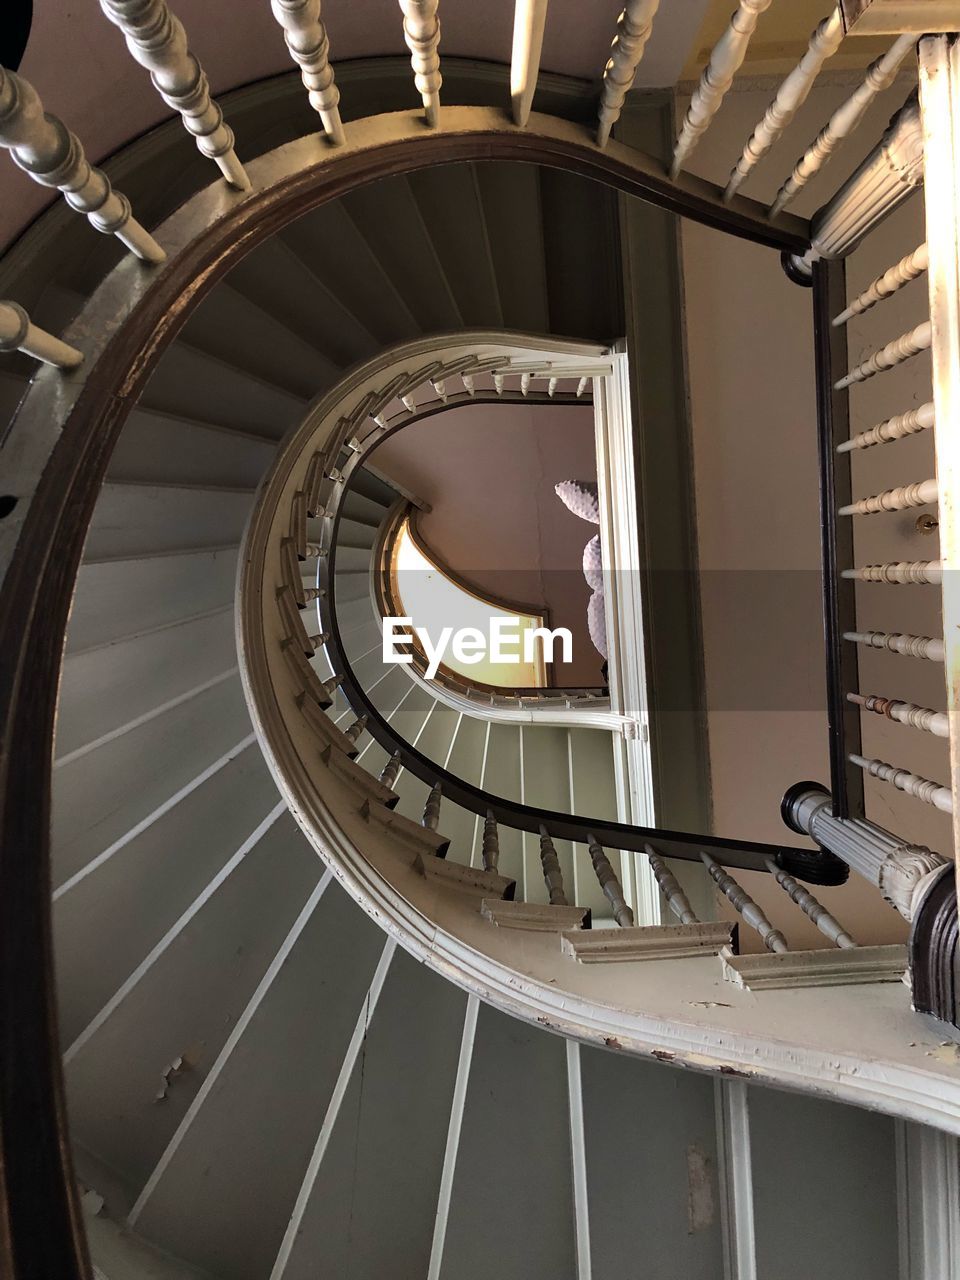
686, 1145, 716, 1234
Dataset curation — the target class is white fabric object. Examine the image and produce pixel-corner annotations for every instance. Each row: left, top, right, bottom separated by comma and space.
554, 479, 600, 524
587, 589, 608, 659
582, 534, 603, 591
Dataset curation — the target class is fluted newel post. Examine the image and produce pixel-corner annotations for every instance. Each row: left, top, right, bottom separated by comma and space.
596, 0, 660, 148
0, 301, 83, 368
510, 0, 548, 128
724, 8, 844, 203
270, 0, 345, 144
783, 783, 950, 922
421, 781, 442, 831
99, 0, 249, 188
343, 715, 368, 745
587, 834, 634, 927
701, 852, 788, 953
379, 752, 402, 790
763, 857, 856, 948
671, 0, 773, 179
482, 810, 500, 873
538, 825, 568, 906
645, 845, 698, 924
0, 67, 165, 262
770, 34, 917, 218
785, 96, 923, 280
399, 0, 442, 127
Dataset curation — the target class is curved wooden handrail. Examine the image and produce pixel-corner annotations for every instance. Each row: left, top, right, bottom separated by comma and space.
0, 108, 811, 1279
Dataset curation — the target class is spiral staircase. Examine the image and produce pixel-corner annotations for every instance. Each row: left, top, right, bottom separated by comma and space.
4, 3, 960, 1278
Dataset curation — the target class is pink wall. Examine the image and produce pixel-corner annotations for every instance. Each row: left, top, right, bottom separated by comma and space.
372, 400, 603, 687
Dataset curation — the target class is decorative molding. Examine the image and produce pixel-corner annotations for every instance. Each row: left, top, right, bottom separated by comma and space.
100, 0, 249, 188
481, 899, 590, 931
909, 864, 958, 1029
840, 0, 960, 36
414, 851, 515, 900
721, 944, 907, 990
561, 920, 734, 962
715, 1080, 757, 1280
896, 1120, 960, 1279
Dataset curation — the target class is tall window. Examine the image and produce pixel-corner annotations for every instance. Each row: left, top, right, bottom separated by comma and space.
390, 518, 546, 688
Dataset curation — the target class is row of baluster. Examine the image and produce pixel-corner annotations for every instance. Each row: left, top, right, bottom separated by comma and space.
825, 195, 953, 822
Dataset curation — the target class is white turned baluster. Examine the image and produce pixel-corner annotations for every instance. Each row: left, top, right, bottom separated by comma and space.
725, 8, 844, 203
538, 826, 568, 906
586, 834, 634, 927
645, 845, 698, 924
301, 585, 324, 602
835, 321, 932, 389
493, 372, 505, 395
845, 630, 944, 662
0, 68, 164, 262
838, 402, 935, 453
305, 630, 328, 652
511, 0, 549, 128
379, 752, 402, 790
343, 714, 368, 745
461, 372, 476, 396
596, 0, 660, 148
839, 477, 937, 516
576, 376, 588, 397
400, 392, 416, 412
399, 0, 442, 127
547, 376, 558, 396
321, 674, 342, 697
270, 0, 344, 144
520, 372, 531, 396
762, 857, 857, 948
303, 541, 324, 558
421, 781, 442, 831
770, 34, 917, 218
701, 852, 788, 953
842, 560, 942, 586
848, 692, 949, 738
100, 0, 249, 187
850, 754, 954, 813
432, 376, 447, 401
0, 301, 83, 368
482, 810, 500, 873
671, 0, 773, 179
833, 243, 929, 326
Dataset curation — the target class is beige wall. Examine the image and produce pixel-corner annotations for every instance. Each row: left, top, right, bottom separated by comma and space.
677, 71, 938, 949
